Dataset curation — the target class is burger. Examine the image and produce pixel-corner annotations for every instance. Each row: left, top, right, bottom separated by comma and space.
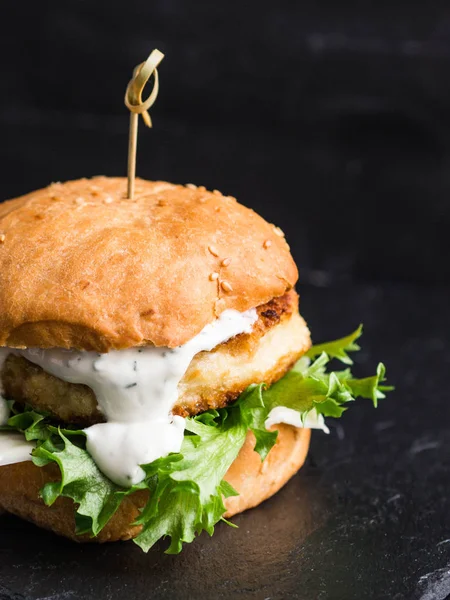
0, 177, 390, 553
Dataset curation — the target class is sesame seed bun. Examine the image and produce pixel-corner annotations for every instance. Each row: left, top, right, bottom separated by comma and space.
0, 177, 297, 351
0, 425, 310, 543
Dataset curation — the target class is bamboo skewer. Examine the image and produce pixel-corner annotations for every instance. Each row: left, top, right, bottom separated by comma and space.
124, 49, 164, 199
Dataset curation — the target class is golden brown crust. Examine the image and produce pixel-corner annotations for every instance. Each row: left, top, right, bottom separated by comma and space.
0, 425, 310, 543
223, 289, 298, 355
2, 292, 311, 423
176, 310, 310, 417
0, 177, 297, 351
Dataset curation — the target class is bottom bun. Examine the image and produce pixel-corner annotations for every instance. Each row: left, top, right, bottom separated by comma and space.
0, 424, 311, 543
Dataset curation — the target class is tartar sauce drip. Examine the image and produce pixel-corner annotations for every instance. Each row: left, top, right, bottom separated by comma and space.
265, 406, 330, 434
0, 308, 257, 486
0, 433, 34, 466
0, 354, 34, 465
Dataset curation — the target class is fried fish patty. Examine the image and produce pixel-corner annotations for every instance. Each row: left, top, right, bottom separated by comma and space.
1, 291, 310, 425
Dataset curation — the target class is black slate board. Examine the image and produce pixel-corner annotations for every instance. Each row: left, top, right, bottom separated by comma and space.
0, 283, 449, 600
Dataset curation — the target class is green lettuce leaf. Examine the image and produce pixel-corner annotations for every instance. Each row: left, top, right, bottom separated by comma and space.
236, 384, 278, 460
134, 410, 247, 552
33, 431, 140, 535
305, 324, 362, 364
2, 327, 391, 553
1, 406, 51, 441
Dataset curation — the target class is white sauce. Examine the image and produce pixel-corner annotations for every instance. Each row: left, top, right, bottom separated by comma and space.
85, 417, 185, 485
0, 308, 257, 486
0, 351, 10, 426
265, 406, 330, 434
0, 432, 34, 466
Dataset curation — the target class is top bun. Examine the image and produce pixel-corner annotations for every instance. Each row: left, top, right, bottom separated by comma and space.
0, 177, 297, 351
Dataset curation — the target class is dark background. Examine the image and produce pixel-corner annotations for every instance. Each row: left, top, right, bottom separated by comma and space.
1, 3, 450, 600
1, 1, 450, 284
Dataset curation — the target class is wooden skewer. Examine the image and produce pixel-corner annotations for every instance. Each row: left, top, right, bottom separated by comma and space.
124, 49, 165, 199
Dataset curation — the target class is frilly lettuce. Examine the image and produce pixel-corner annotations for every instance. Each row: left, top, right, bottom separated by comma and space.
2, 326, 391, 553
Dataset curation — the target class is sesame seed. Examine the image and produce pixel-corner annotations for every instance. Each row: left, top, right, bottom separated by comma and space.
221, 257, 231, 267
213, 189, 221, 196
157, 199, 168, 206
263, 239, 272, 249
75, 197, 85, 205
186, 183, 197, 190
0, 234, 5, 243
209, 272, 219, 281
273, 226, 285, 237
198, 186, 206, 192
198, 196, 209, 203
208, 245, 219, 257
221, 280, 233, 293
215, 206, 221, 212
104, 196, 113, 204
